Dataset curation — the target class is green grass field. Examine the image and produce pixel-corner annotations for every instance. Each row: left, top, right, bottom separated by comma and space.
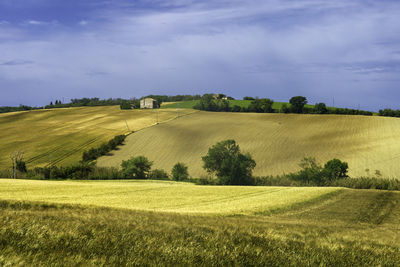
0, 106, 195, 170
98, 111, 400, 178
0, 179, 399, 265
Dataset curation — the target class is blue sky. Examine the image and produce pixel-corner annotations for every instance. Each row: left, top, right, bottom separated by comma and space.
1, 0, 400, 110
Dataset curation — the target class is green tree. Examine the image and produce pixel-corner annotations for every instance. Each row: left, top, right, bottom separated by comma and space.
323, 159, 348, 181
289, 96, 307, 113
16, 159, 27, 173
121, 156, 153, 179
194, 94, 217, 111
314, 102, 328, 114
295, 157, 323, 184
171, 162, 189, 181
202, 140, 256, 185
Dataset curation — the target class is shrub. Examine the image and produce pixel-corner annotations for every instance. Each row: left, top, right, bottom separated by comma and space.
16, 160, 27, 173
149, 169, 169, 180
171, 162, 189, 181
82, 135, 126, 162
121, 156, 152, 179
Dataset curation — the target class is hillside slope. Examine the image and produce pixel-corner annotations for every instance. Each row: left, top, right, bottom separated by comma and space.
0, 106, 195, 169
98, 111, 400, 178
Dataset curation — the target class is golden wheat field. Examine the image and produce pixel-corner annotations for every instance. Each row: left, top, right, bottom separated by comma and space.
0, 106, 195, 169
98, 111, 400, 178
0, 179, 338, 215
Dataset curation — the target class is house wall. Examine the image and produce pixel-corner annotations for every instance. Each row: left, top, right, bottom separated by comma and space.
140, 98, 156, 109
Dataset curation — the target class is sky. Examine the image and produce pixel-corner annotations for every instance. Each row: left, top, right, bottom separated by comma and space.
0, 0, 400, 111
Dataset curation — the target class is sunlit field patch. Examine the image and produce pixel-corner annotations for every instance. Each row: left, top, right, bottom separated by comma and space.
0, 106, 195, 169
0, 179, 338, 215
98, 111, 400, 178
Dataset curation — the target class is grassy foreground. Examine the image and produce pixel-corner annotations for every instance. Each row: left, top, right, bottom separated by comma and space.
0, 180, 399, 265
0, 106, 195, 170
98, 111, 400, 178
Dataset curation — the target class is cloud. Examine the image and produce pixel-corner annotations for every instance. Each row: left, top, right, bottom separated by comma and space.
28, 20, 44, 25
79, 20, 89, 26
1, 0, 400, 110
0, 60, 34, 66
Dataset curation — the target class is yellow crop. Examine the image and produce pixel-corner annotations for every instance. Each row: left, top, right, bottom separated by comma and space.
0, 179, 339, 215
98, 112, 400, 178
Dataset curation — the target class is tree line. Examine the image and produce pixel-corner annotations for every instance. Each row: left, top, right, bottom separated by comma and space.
378, 109, 400, 118
194, 94, 373, 116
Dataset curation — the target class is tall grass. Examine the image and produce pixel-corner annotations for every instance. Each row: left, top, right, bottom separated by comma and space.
252, 175, 400, 190
0, 196, 399, 266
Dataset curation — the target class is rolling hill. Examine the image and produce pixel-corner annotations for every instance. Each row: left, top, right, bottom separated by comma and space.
98, 111, 400, 178
0, 106, 195, 170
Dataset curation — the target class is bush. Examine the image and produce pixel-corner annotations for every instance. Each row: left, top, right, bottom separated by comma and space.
202, 140, 256, 185
171, 162, 189, 181
82, 135, 126, 162
16, 160, 27, 173
121, 156, 152, 179
149, 169, 169, 180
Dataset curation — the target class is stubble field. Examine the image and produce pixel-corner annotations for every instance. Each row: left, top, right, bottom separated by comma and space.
0, 106, 194, 170
98, 111, 400, 178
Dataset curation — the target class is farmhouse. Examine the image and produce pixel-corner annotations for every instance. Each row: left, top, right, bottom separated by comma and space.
140, 98, 157, 109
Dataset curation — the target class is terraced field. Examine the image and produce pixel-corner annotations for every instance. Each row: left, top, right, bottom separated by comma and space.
0, 179, 399, 265
0, 106, 195, 169
98, 111, 400, 178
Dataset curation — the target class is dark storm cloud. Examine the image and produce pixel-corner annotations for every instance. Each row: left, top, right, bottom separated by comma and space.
1, 0, 400, 110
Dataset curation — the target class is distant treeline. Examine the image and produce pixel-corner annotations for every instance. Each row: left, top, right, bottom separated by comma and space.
378, 109, 400, 118
0, 105, 39, 114
0, 95, 203, 114
46, 98, 141, 109
194, 94, 374, 116
144, 94, 201, 104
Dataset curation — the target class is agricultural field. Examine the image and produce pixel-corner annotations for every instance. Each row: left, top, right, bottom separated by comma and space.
0, 106, 195, 170
98, 111, 400, 178
0, 179, 399, 265
0, 179, 338, 215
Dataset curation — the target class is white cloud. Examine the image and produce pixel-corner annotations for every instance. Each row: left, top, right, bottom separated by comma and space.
28, 20, 44, 25
79, 20, 89, 26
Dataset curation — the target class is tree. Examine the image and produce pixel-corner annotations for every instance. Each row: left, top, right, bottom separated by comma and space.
295, 157, 323, 184
10, 151, 25, 178
281, 104, 290, 113
194, 94, 217, 111
202, 140, 256, 185
243, 96, 255, 100
171, 162, 189, 181
121, 156, 152, 179
323, 159, 348, 181
314, 103, 328, 114
289, 96, 307, 113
